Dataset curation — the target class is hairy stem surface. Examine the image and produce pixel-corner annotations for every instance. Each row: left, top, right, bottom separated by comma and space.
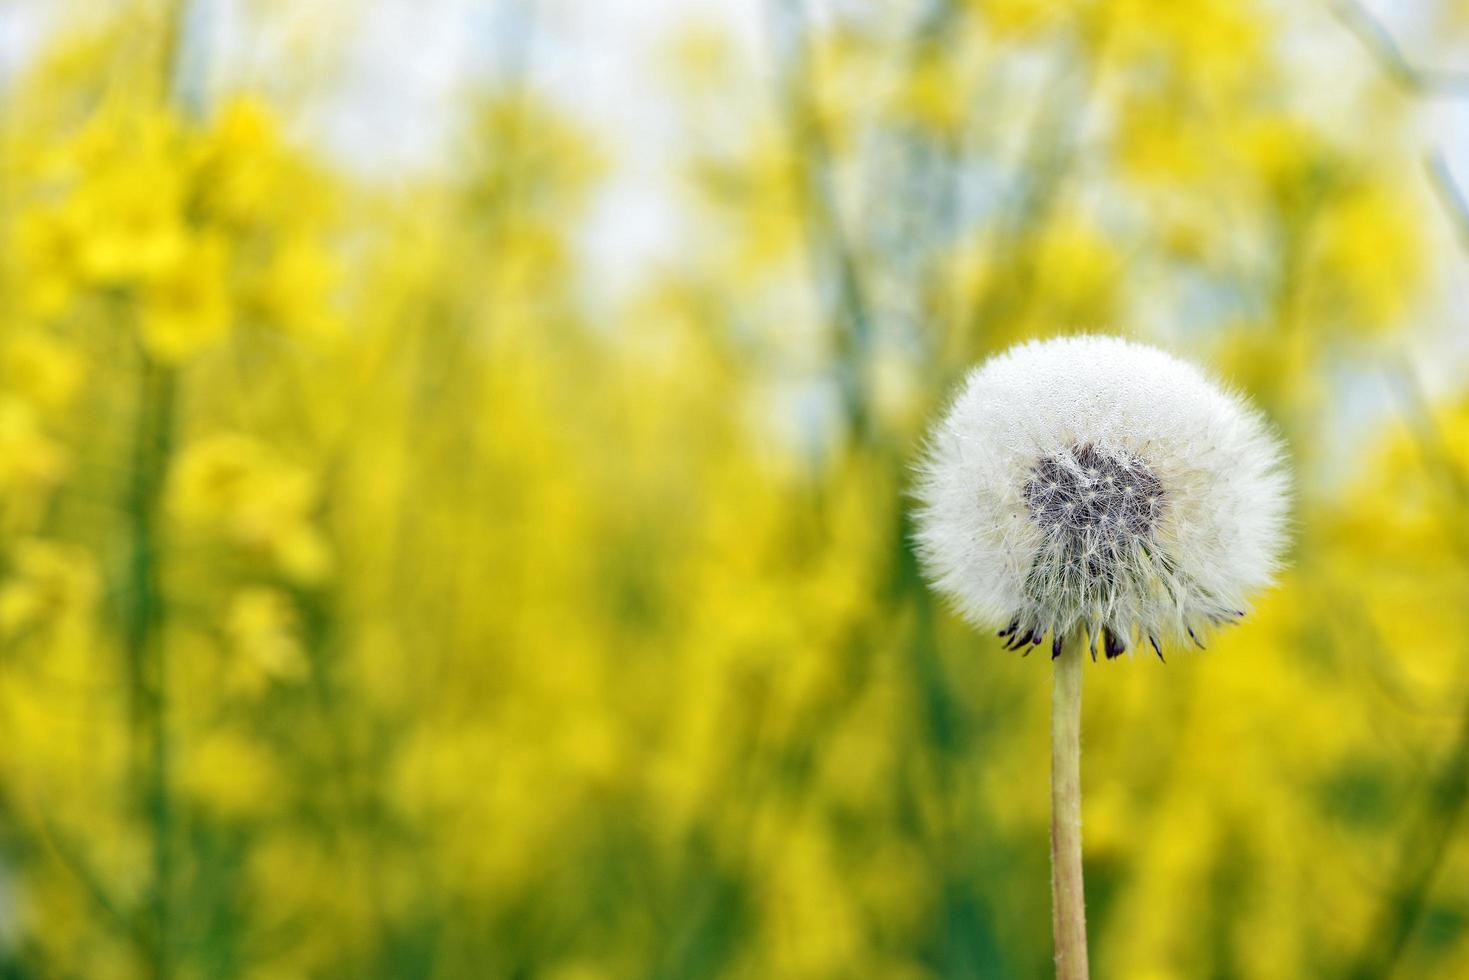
1051, 634, 1089, 980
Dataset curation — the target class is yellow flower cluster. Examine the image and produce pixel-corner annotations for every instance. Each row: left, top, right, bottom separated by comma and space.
168, 433, 331, 585
12, 96, 337, 361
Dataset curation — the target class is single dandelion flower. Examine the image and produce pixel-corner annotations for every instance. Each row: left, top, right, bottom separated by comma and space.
915, 334, 1288, 661
912, 334, 1289, 980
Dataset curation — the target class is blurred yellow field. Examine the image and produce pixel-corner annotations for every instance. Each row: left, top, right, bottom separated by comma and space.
0, 1, 1467, 977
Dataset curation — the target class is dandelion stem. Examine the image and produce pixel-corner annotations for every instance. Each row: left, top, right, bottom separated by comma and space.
1051, 632, 1089, 980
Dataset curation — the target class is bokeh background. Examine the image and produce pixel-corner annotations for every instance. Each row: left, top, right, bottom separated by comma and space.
1, 0, 1468, 977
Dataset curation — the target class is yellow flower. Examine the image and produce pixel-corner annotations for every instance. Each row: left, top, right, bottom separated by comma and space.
894, 51, 965, 133
981, 0, 1076, 38
169, 433, 332, 583
10, 207, 83, 317
64, 109, 190, 288
1228, 115, 1322, 203
0, 399, 69, 495
1116, 97, 1206, 183
225, 587, 310, 696
177, 729, 285, 819
1308, 177, 1425, 331
190, 98, 283, 229
0, 538, 98, 638
2, 332, 84, 411
1027, 213, 1121, 323
138, 232, 233, 362
240, 236, 340, 338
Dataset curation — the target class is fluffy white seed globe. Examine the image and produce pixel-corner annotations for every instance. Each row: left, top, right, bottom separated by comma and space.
914, 335, 1289, 660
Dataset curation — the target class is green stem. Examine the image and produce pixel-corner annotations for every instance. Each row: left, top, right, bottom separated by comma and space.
1346, 695, 1469, 980
1051, 633, 1089, 980
123, 355, 177, 979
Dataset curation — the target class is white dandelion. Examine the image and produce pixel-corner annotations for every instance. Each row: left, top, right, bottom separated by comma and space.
914, 333, 1288, 661
911, 334, 1289, 980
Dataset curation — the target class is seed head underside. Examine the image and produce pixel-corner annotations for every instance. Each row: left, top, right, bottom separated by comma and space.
998, 444, 1229, 662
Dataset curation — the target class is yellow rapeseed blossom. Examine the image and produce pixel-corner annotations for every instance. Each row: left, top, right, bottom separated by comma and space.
138, 231, 233, 361
0, 398, 69, 501
225, 587, 310, 695
1, 331, 84, 411
176, 728, 286, 820
64, 108, 189, 288
190, 99, 289, 229
168, 433, 332, 584
0, 538, 98, 638
1307, 177, 1427, 331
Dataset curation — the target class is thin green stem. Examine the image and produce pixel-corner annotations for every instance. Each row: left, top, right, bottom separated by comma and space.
118, 6, 189, 975
1051, 633, 1089, 980
122, 355, 177, 979
1345, 683, 1469, 980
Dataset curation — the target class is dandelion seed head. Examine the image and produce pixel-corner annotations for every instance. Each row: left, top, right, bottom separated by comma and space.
913, 335, 1289, 659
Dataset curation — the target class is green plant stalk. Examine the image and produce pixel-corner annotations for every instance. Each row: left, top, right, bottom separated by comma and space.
1051, 633, 1089, 980
1347, 690, 1469, 980
123, 355, 177, 979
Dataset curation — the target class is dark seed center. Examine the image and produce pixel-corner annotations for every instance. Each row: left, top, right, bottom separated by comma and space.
1023, 444, 1163, 539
